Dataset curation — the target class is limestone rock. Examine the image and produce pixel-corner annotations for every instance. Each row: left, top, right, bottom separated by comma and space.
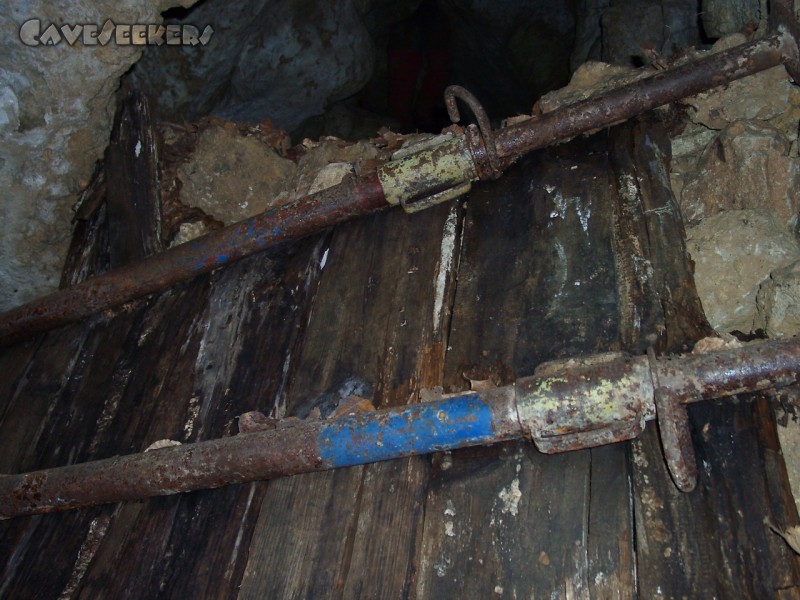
691, 335, 742, 354
307, 163, 355, 195
671, 34, 800, 228
600, 2, 664, 66
178, 126, 297, 225
169, 221, 210, 248
678, 120, 800, 227
129, 0, 374, 130
535, 61, 650, 122
701, 0, 762, 39
682, 62, 800, 132
0, 0, 197, 310
687, 209, 800, 334
294, 139, 382, 193
757, 259, 800, 338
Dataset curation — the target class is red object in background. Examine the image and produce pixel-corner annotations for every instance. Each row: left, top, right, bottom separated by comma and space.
388, 47, 424, 131
416, 49, 449, 128
388, 47, 450, 132
387, 1, 451, 132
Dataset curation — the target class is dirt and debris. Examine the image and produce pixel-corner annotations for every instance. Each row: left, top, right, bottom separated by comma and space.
460, 362, 516, 390
238, 394, 376, 434
328, 395, 377, 418
144, 439, 182, 452
691, 335, 743, 354
686, 209, 800, 334
238, 411, 304, 434
157, 119, 437, 247
769, 522, 800, 554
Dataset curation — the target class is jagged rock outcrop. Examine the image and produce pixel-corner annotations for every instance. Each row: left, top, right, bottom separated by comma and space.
0, 0, 196, 310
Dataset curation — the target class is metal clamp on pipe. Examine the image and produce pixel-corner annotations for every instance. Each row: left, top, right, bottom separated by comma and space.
2, 8, 800, 345
517, 352, 653, 454
1, 337, 799, 518
376, 133, 478, 213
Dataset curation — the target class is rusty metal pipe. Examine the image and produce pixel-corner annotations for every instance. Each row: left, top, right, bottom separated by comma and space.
0, 174, 387, 346
658, 339, 800, 402
0, 388, 521, 519
1, 338, 798, 519
0, 29, 798, 346
493, 29, 799, 164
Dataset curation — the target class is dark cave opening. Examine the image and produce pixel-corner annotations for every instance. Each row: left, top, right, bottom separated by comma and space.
124, 0, 751, 142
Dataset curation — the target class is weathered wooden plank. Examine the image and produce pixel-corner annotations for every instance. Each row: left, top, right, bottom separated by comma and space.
162, 244, 326, 599
280, 201, 461, 417
342, 457, 430, 599
73, 243, 324, 600
0, 508, 113, 600
631, 399, 800, 598
587, 444, 635, 599
0, 181, 139, 598
343, 204, 463, 598
0, 228, 322, 600
61, 197, 110, 288
0, 283, 196, 597
606, 117, 800, 597
607, 116, 712, 355
0, 94, 170, 599
238, 200, 461, 599
447, 146, 621, 373
104, 91, 162, 268
0, 320, 105, 474
0, 335, 41, 436
0, 300, 145, 598
606, 117, 713, 597
418, 441, 592, 598
418, 140, 632, 598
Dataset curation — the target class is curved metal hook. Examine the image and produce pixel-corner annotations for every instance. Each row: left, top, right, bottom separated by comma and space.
647, 347, 697, 492
444, 85, 502, 179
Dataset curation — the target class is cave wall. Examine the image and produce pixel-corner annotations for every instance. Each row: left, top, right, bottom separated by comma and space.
0, 0, 780, 314
128, 0, 376, 129
0, 0, 197, 311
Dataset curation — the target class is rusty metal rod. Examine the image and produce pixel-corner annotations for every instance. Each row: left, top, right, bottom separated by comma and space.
0, 29, 797, 347
0, 388, 522, 519
493, 29, 799, 164
0, 174, 387, 346
1, 337, 798, 519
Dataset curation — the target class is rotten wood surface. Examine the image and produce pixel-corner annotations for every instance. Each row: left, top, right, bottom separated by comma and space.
1, 115, 799, 599
238, 200, 459, 599
415, 136, 628, 599
104, 91, 163, 268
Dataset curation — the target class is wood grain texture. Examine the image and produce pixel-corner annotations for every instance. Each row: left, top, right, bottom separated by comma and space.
1, 115, 798, 600
75, 244, 324, 600
238, 202, 461, 599
104, 92, 162, 268
60, 203, 110, 288
417, 143, 633, 599
607, 116, 712, 355
607, 117, 800, 597
0, 240, 323, 599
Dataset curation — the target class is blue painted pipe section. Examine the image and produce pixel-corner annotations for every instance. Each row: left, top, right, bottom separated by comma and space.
318, 394, 499, 468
